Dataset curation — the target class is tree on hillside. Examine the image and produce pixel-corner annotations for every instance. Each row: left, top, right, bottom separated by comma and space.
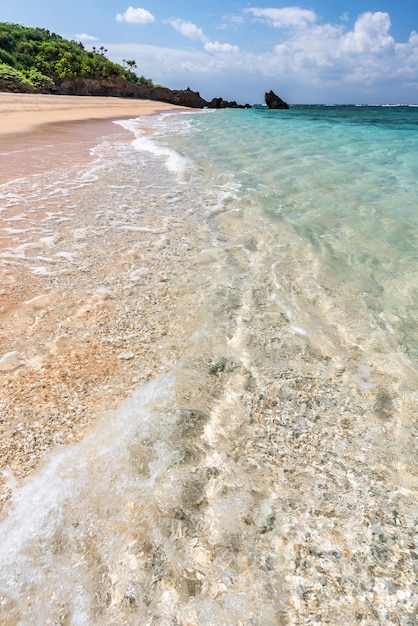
0, 22, 156, 93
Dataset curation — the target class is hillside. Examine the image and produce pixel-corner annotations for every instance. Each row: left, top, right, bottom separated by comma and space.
0, 22, 250, 109
0, 22, 156, 95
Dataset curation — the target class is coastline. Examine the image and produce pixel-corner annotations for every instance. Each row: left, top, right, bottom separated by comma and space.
1, 98, 417, 623
0, 92, 193, 135
0, 95, 200, 507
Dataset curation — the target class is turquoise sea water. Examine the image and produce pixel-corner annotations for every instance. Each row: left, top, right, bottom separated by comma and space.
1, 105, 418, 624
147, 104, 418, 380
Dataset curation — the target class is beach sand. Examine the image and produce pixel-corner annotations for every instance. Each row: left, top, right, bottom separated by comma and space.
1, 94, 417, 625
0, 92, 192, 135
0, 93, 197, 506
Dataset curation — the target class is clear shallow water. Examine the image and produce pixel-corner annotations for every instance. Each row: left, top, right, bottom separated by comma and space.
148, 105, 418, 382
0, 106, 417, 625
155, 106, 418, 383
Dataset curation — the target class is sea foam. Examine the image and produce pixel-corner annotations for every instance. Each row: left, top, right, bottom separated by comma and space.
116, 118, 188, 177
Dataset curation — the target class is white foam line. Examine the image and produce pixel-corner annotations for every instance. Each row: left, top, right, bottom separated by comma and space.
24, 295, 49, 305
46, 188, 71, 198
0, 252, 26, 259
33, 256, 54, 262
271, 261, 282, 289
55, 252, 76, 263
39, 236, 56, 247
108, 185, 137, 190
42, 216, 72, 222
29, 267, 54, 276
0, 351, 17, 365
4, 215, 29, 222
117, 226, 165, 233
2, 228, 30, 234
290, 325, 309, 336
116, 119, 188, 177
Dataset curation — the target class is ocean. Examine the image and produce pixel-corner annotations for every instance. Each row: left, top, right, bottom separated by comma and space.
0, 105, 417, 624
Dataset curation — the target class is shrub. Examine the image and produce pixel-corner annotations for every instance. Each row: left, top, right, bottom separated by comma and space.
25, 68, 56, 92
0, 62, 33, 92
0, 49, 15, 66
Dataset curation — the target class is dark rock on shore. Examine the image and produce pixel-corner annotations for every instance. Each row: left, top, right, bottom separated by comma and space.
265, 90, 289, 109
58, 78, 251, 109
56, 78, 251, 109
149, 86, 208, 108
58, 77, 149, 98
207, 97, 251, 109
57, 79, 208, 107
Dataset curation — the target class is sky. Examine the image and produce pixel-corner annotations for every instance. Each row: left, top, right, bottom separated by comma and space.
2, 1, 418, 104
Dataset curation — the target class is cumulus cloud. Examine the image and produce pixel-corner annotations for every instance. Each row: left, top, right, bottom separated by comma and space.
104, 10, 418, 104
116, 7, 155, 24
204, 41, 240, 54
166, 17, 239, 56
340, 12, 394, 55
269, 11, 398, 77
167, 19, 206, 41
245, 6, 317, 29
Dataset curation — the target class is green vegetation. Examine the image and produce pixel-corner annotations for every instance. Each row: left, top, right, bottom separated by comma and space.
0, 22, 155, 93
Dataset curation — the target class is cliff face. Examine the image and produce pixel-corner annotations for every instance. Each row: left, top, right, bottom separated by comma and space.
57, 78, 251, 109
57, 77, 149, 99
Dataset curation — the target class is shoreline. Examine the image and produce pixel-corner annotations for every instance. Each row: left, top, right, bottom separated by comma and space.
0, 92, 194, 136
0, 93, 196, 184
1, 93, 417, 624
0, 95, 200, 506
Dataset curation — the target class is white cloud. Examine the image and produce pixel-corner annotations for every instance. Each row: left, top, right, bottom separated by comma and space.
395, 30, 418, 74
245, 7, 317, 29
267, 11, 400, 84
204, 41, 240, 54
75, 33, 99, 42
219, 14, 245, 30
166, 18, 239, 55
104, 10, 418, 104
116, 7, 155, 24
340, 12, 394, 55
167, 19, 206, 41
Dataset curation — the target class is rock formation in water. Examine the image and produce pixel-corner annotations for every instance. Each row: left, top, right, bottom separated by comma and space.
207, 97, 251, 109
264, 90, 289, 109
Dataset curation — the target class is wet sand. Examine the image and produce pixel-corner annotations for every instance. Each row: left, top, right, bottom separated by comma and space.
0, 93, 193, 183
0, 94, 417, 625
0, 94, 196, 505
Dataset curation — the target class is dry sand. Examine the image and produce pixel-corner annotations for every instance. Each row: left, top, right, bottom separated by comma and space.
0, 92, 192, 135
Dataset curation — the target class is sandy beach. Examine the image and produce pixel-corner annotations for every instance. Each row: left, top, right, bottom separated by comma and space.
0, 92, 192, 135
1, 93, 417, 625
0, 93, 196, 506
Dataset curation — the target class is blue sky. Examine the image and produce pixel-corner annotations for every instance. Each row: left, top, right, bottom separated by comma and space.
3, 1, 418, 103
